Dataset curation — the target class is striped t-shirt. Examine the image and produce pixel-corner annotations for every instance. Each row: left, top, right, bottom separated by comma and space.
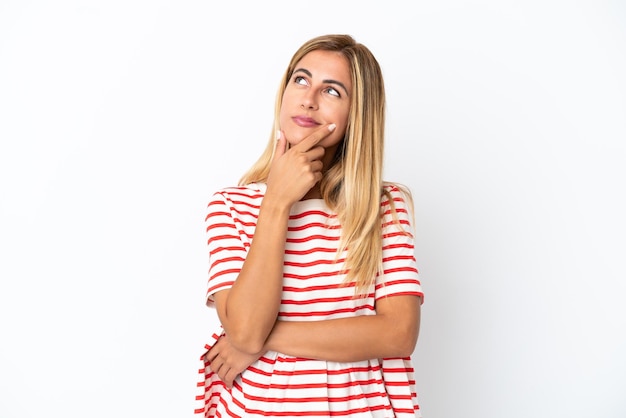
195, 182, 423, 417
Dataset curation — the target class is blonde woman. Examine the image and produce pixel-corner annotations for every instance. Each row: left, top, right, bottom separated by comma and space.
195, 34, 424, 417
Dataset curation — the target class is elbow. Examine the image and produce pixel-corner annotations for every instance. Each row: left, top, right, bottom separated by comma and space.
217, 303, 273, 354
226, 327, 267, 354
402, 334, 418, 357
393, 332, 417, 357
224, 318, 274, 354
378, 295, 421, 358
387, 322, 419, 357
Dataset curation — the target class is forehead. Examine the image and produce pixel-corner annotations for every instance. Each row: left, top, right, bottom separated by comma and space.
294, 50, 352, 86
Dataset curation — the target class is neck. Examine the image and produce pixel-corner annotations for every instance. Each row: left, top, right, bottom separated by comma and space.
302, 184, 322, 200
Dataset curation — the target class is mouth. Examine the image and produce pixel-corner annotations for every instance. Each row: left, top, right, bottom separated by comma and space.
292, 115, 321, 128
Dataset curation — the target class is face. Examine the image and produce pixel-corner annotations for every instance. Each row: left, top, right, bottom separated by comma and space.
279, 49, 352, 151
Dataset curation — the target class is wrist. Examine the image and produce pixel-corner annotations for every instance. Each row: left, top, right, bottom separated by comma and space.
264, 320, 287, 353
260, 194, 292, 216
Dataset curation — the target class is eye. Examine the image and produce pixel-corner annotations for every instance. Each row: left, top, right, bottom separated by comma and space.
325, 87, 340, 97
294, 76, 308, 86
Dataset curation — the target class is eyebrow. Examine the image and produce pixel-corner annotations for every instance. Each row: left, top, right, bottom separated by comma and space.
293, 68, 350, 96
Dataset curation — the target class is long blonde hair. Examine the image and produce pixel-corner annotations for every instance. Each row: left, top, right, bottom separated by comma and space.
239, 34, 412, 296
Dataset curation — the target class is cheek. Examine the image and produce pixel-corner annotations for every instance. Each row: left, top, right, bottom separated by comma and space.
334, 109, 350, 133
335, 120, 348, 141
278, 107, 288, 129
319, 128, 346, 149
278, 93, 293, 126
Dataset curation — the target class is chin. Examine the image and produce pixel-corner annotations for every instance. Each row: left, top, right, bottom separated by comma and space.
285, 131, 307, 145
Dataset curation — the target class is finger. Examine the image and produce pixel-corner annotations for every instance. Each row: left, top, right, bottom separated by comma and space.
205, 338, 225, 363
312, 170, 323, 184
309, 159, 324, 173
224, 369, 238, 389
217, 364, 233, 385
304, 145, 326, 162
273, 130, 287, 160
209, 357, 223, 374
205, 347, 219, 363
292, 123, 336, 152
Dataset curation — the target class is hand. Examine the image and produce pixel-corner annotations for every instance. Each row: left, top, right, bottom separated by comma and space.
204, 334, 264, 388
265, 124, 336, 206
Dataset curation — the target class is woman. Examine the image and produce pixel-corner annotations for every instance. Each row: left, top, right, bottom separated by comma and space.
195, 34, 424, 417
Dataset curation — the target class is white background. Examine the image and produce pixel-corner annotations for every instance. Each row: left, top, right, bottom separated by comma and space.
1, 1, 625, 417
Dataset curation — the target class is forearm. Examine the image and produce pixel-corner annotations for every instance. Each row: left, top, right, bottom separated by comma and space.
219, 198, 290, 352
264, 298, 420, 362
215, 125, 336, 353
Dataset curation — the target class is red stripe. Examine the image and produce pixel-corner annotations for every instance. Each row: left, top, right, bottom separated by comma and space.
210, 268, 240, 280
220, 394, 244, 418
282, 283, 360, 293
206, 222, 238, 232
207, 280, 235, 295
382, 230, 411, 239
280, 295, 360, 305
383, 254, 415, 263
210, 256, 245, 271
229, 199, 261, 210
383, 366, 415, 373
287, 235, 340, 243
378, 278, 420, 288
248, 364, 382, 376
289, 210, 336, 220
382, 218, 410, 228
381, 206, 408, 215
285, 247, 337, 255
241, 390, 387, 404
229, 208, 259, 219
383, 380, 416, 386
241, 404, 391, 417
382, 267, 419, 275
207, 234, 241, 245
279, 305, 374, 317
230, 217, 257, 228
383, 242, 413, 251
210, 246, 246, 256
240, 375, 384, 390
219, 189, 264, 200
205, 210, 231, 222
289, 222, 341, 231
284, 258, 344, 268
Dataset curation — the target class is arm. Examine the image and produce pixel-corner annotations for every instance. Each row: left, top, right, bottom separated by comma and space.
214, 125, 336, 354
264, 185, 423, 361
265, 294, 421, 361
207, 295, 421, 387
212, 198, 289, 354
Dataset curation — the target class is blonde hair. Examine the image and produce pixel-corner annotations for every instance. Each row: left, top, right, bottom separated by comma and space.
239, 34, 412, 296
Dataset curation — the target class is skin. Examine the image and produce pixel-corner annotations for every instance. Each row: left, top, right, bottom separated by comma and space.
205, 50, 421, 388
279, 51, 351, 147
279, 49, 352, 199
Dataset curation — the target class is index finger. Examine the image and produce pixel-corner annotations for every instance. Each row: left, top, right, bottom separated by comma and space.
292, 123, 336, 152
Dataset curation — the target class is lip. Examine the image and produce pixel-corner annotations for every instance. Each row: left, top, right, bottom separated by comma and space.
292, 115, 321, 128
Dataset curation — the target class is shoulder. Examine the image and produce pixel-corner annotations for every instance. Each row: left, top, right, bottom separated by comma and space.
206, 183, 267, 217
381, 182, 413, 208
380, 182, 415, 232
209, 182, 266, 203
213, 182, 265, 198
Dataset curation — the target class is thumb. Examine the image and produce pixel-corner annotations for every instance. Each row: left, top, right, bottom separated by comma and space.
273, 130, 287, 160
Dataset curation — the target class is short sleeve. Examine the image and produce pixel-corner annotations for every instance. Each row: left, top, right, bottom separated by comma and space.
375, 186, 424, 302
204, 192, 247, 306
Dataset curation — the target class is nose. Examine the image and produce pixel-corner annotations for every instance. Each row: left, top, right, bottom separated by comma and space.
301, 91, 318, 110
